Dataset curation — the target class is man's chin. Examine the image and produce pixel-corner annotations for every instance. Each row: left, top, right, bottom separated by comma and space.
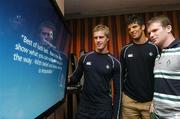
96, 48, 103, 51
132, 37, 140, 41
97, 48, 102, 51
153, 41, 159, 45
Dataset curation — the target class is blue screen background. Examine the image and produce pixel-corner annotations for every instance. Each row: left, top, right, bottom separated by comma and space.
0, 0, 69, 118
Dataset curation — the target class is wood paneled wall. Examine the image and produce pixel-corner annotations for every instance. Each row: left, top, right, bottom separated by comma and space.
67, 10, 180, 59
45, 10, 180, 119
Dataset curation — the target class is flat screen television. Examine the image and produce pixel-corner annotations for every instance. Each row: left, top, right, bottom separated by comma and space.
0, 0, 71, 118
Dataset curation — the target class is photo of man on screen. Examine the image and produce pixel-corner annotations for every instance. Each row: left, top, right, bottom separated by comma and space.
39, 21, 56, 48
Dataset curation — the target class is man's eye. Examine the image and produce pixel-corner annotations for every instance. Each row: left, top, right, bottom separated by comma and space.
97, 36, 104, 39
41, 32, 50, 36
94, 36, 104, 39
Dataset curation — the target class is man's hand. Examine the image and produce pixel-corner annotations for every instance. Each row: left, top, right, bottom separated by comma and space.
149, 102, 154, 113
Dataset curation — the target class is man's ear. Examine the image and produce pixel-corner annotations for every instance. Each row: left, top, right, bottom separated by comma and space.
166, 25, 172, 33
107, 37, 109, 42
141, 25, 145, 31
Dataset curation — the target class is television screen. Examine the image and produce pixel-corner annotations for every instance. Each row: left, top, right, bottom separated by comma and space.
0, 0, 70, 119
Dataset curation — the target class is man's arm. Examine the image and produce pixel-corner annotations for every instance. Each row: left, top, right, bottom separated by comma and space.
68, 55, 84, 85
112, 59, 121, 119
119, 47, 126, 84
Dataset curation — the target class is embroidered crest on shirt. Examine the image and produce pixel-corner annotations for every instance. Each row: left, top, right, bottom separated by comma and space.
86, 61, 91, 65
149, 52, 153, 56
166, 59, 171, 66
106, 64, 110, 69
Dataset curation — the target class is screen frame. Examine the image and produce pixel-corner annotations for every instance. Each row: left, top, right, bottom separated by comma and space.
34, 0, 71, 118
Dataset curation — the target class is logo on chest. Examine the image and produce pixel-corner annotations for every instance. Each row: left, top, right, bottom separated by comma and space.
106, 64, 110, 69
149, 52, 153, 56
86, 61, 91, 65
128, 54, 133, 57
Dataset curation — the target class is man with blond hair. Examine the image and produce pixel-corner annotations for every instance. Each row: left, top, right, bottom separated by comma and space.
69, 24, 121, 119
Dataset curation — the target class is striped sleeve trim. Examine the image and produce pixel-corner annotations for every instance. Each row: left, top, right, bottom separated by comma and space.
83, 51, 94, 63
107, 54, 122, 119
123, 43, 133, 59
148, 41, 161, 56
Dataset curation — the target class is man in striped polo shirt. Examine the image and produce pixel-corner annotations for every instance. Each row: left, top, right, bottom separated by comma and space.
147, 15, 180, 118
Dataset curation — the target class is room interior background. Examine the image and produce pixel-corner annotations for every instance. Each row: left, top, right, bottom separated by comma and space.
67, 10, 180, 59
46, 10, 180, 119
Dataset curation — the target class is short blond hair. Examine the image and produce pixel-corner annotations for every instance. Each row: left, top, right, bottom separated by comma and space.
92, 24, 110, 38
146, 15, 172, 28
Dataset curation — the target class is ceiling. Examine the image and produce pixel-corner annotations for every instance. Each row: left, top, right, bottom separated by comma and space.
64, 0, 180, 19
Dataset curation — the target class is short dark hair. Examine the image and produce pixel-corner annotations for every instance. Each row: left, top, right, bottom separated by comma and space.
127, 14, 144, 26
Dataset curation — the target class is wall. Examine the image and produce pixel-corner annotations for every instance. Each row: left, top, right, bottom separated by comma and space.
67, 10, 180, 59
45, 10, 180, 119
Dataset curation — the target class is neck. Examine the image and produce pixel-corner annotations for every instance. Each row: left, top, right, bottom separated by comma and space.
133, 32, 148, 44
95, 48, 109, 54
161, 34, 175, 49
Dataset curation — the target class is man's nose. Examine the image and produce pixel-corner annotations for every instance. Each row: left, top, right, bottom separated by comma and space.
129, 28, 134, 33
149, 32, 154, 38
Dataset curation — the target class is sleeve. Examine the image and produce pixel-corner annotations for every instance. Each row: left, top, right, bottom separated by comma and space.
119, 47, 126, 83
112, 60, 121, 119
69, 55, 85, 85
